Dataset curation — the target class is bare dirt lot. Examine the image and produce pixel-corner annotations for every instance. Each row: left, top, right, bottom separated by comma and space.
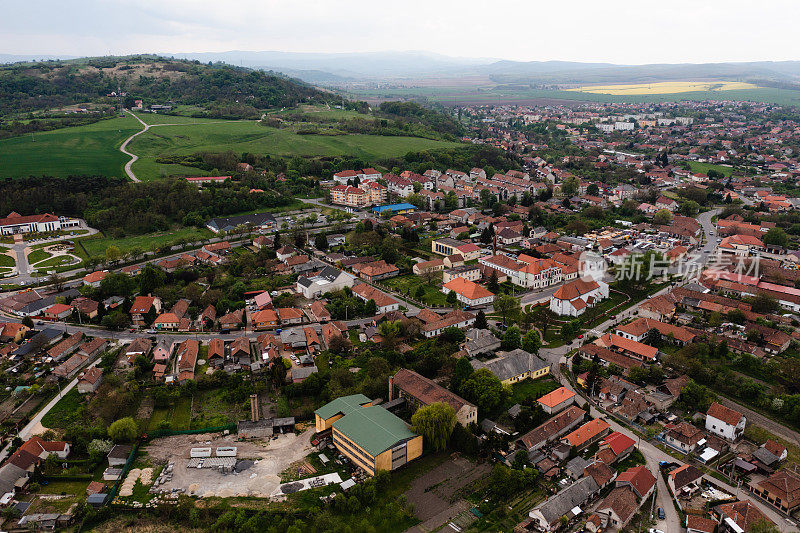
142, 429, 313, 498
405, 455, 490, 525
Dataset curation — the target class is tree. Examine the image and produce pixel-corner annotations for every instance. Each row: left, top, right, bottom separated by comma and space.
138, 264, 166, 295
314, 233, 328, 251
679, 200, 700, 217
411, 402, 457, 452
475, 310, 488, 330
586, 183, 599, 196
108, 417, 138, 442
494, 294, 521, 325
561, 176, 579, 197
102, 310, 129, 329
460, 368, 507, 414
487, 271, 500, 294
564, 219, 589, 236
446, 290, 458, 306
763, 227, 789, 248
414, 285, 426, 300
749, 519, 780, 533
502, 325, 521, 350
750, 293, 779, 314
451, 357, 474, 393
22, 316, 34, 329
105, 245, 122, 265
678, 380, 715, 412
522, 330, 541, 354
653, 209, 673, 225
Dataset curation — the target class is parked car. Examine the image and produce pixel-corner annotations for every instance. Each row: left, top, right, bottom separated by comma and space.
657, 507, 665, 520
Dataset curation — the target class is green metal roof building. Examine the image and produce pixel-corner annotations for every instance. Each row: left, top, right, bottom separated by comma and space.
314, 394, 422, 475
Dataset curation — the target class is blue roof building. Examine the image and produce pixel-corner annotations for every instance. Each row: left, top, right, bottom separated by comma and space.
372, 203, 417, 215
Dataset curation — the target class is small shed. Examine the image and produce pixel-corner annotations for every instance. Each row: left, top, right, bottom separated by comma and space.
87, 493, 107, 507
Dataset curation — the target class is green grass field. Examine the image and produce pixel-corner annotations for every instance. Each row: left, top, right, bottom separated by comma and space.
76, 227, 214, 259
382, 274, 449, 307
507, 378, 560, 407
686, 161, 737, 177
41, 389, 84, 429
129, 121, 460, 182
0, 115, 141, 178
27, 249, 52, 263
0, 106, 461, 181
0, 254, 15, 267
33, 255, 79, 268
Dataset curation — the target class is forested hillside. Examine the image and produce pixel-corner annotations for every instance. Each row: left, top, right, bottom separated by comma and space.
0, 55, 337, 120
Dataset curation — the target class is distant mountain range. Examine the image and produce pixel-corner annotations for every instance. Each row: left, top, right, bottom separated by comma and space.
5, 51, 800, 88
162, 51, 800, 87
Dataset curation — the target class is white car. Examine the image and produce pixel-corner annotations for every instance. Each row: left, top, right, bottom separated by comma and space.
649, 529, 665, 533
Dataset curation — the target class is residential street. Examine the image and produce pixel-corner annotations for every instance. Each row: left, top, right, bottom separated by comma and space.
0, 358, 99, 464
536, 207, 797, 532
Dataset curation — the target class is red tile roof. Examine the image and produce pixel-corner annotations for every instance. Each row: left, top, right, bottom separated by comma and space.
707, 402, 744, 426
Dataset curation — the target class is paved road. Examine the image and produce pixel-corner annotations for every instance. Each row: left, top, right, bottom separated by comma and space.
11, 241, 29, 283
2, 221, 99, 286
0, 358, 99, 464
537, 207, 796, 531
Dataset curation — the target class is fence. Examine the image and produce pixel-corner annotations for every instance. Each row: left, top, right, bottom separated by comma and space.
104, 423, 238, 505
106, 442, 139, 503
144, 423, 237, 440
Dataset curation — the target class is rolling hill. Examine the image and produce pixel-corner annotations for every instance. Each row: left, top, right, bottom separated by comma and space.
0, 55, 338, 120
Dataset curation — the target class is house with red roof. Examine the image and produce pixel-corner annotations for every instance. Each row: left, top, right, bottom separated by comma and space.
251, 309, 278, 330
153, 313, 180, 331
77, 367, 103, 394
706, 402, 746, 441
82, 270, 107, 288
0, 212, 64, 235
550, 278, 609, 317
129, 296, 161, 326
598, 431, 636, 463
441, 278, 495, 307
42, 303, 72, 321
561, 418, 611, 450
536, 387, 576, 414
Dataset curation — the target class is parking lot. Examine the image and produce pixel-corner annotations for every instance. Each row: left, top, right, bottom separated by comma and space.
142, 429, 313, 498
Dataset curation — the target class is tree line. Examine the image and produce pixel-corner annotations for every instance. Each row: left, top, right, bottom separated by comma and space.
0, 175, 302, 236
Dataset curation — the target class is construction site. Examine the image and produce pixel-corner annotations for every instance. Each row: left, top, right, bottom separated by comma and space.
140, 394, 313, 498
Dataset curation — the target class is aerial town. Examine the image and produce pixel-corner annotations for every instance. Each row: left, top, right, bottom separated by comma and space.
0, 92, 800, 532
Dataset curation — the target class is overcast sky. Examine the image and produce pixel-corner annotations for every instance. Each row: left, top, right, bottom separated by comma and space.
3, 0, 798, 64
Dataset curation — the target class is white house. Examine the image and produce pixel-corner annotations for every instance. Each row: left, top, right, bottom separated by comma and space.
550, 278, 609, 317
296, 266, 355, 299
705, 402, 746, 441
386, 175, 414, 198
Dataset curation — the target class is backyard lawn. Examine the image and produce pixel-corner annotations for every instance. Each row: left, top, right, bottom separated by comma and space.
41, 389, 84, 429
382, 274, 449, 307
507, 378, 561, 407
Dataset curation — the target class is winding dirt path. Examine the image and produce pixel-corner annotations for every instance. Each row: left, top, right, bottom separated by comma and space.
119, 111, 253, 182
120, 110, 149, 182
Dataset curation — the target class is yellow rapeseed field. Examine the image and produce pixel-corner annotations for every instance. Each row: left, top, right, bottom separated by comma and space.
567, 81, 758, 95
